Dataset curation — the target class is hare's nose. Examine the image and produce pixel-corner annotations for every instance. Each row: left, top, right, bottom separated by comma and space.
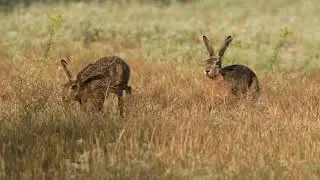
205, 69, 210, 73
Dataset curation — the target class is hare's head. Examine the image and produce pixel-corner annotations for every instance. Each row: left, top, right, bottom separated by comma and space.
60, 58, 80, 103
203, 35, 233, 79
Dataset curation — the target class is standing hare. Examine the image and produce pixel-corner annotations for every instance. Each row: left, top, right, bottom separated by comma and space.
61, 56, 131, 116
202, 35, 260, 100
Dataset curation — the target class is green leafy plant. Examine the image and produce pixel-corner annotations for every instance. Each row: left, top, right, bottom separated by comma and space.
42, 12, 64, 61
268, 26, 293, 70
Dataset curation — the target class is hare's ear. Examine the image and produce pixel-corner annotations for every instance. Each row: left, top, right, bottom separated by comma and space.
81, 74, 106, 86
203, 35, 215, 57
218, 35, 233, 57
60, 58, 73, 81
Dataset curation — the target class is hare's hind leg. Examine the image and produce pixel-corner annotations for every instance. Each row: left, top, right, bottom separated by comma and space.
246, 88, 260, 102
118, 95, 124, 117
83, 92, 105, 113
125, 85, 132, 96
116, 90, 124, 117
246, 78, 260, 101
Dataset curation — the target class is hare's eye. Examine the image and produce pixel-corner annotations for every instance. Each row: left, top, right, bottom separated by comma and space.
71, 84, 77, 90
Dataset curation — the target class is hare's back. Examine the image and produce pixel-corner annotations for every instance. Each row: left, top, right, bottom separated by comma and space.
221, 64, 258, 82
96, 56, 130, 71
76, 63, 104, 85
96, 56, 130, 86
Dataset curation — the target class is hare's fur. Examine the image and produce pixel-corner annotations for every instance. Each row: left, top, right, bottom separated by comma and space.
61, 56, 131, 116
202, 35, 260, 100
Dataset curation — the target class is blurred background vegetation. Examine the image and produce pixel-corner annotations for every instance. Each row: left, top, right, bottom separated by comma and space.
1, 0, 193, 10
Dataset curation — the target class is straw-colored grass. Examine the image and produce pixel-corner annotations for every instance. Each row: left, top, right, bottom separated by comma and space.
1, 0, 320, 179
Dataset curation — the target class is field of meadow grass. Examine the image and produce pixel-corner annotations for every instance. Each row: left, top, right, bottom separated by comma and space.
1, 0, 320, 179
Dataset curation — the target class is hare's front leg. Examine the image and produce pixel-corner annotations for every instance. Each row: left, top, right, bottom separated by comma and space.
125, 85, 132, 96
81, 89, 106, 113
93, 89, 106, 112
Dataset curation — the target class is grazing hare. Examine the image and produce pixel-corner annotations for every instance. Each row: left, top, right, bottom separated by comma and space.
61, 56, 131, 116
202, 35, 260, 100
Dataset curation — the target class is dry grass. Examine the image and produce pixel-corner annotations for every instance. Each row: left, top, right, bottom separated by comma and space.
1, 0, 320, 179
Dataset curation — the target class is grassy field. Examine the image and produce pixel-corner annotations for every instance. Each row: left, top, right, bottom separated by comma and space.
1, 0, 320, 179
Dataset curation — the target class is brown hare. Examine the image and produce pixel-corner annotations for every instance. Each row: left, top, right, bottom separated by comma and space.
61, 56, 131, 116
202, 35, 260, 100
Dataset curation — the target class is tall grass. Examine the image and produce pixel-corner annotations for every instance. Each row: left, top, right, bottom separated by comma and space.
1, 0, 320, 179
